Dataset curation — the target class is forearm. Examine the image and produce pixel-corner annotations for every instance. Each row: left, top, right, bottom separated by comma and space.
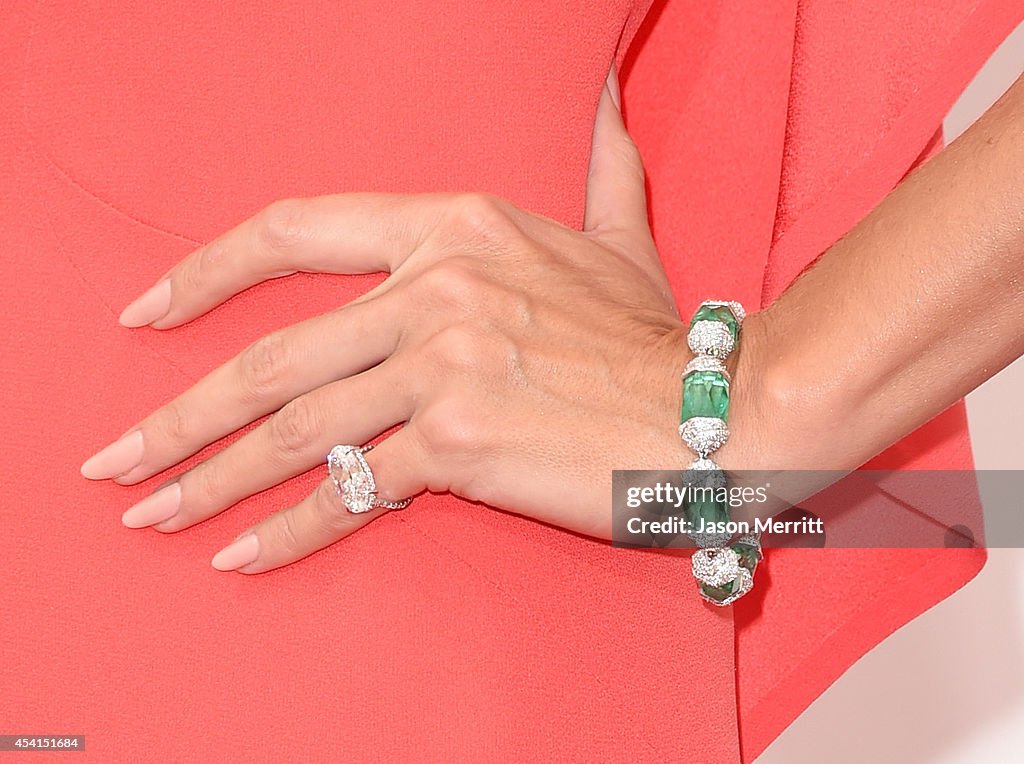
721, 72, 1024, 471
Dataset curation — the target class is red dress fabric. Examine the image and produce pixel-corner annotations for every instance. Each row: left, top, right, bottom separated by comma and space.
1, 1, 1020, 761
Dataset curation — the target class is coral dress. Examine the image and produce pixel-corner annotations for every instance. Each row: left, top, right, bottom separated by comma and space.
2, 1, 1021, 761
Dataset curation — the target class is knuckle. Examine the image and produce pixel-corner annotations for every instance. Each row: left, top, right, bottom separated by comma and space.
417, 397, 485, 454
424, 324, 484, 372
188, 459, 227, 507
272, 509, 303, 558
444, 192, 514, 240
258, 197, 307, 252
178, 246, 212, 294
413, 259, 484, 308
238, 332, 292, 401
152, 402, 192, 448
269, 397, 319, 457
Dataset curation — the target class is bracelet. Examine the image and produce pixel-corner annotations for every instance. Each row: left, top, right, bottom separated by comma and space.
678, 300, 763, 607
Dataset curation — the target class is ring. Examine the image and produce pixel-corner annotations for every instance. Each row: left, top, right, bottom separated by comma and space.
326, 444, 412, 514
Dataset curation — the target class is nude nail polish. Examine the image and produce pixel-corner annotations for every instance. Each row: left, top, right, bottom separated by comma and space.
606, 63, 621, 109
118, 279, 171, 327
80, 430, 145, 480
211, 534, 260, 572
121, 482, 182, 528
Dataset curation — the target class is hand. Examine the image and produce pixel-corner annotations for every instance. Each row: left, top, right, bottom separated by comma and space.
80, 67, 699, 572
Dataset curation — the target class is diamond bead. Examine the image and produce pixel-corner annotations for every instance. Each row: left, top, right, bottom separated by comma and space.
691, 529, 734, 549
696, 535, 762, 606
681, 457, 727, 490
734, 534, 762, 554
725, 301, 746, 323
682, 355, 729, 379
687, 320, 735, 358
678, 417, 729, 456
692, 547, 741, 587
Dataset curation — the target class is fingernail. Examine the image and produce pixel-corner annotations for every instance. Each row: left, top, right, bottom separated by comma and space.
211, 534, 260, 572
606, 63, 621, 109
81, 430, 145, 480
119, 279, 171, 328
122, 482, 182, 528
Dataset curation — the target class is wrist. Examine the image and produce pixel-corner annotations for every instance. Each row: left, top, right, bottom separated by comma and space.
717, 304, 870, 471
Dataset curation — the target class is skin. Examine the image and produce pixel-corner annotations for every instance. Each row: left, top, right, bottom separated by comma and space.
727, 69, 1024, 474
80, 66, 1024, 572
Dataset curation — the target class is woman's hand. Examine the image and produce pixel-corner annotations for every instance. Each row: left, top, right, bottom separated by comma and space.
79, 68, 702, 572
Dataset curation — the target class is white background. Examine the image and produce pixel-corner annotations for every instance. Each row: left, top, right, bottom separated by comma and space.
755, 22, 1024, 764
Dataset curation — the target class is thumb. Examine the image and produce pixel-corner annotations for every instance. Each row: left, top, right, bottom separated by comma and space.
583, 63, 650, 246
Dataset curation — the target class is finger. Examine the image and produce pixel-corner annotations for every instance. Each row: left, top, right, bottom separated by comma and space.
118, 193, 452, 329
84, 291, 402, 486
583, 63, 650, 245
121, 355, 416, 532
209, 429, 429, 573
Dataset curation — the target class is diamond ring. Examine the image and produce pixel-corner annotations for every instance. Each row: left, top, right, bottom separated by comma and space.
326, 444, 412, 514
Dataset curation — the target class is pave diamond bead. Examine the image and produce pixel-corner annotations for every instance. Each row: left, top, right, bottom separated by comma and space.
692, 547, 741, 587
687, 320, 735, 358
697, 535, 762, 606
327, 445, 377, 513
678, 417, 729, 456
691, 529, 734, 549
681, 369, 730, 422
682, 457, 726, 490
682, 355, 730, 379
734, 534, 762, 555
723, 301, 746, 323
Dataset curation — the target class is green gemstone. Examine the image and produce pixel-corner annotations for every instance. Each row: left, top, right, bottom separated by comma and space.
732, 541, 761, 571
680, 370, 730, 423
699, 581, 739, 603
689, 304, 740, 342
684, 495, 729, 529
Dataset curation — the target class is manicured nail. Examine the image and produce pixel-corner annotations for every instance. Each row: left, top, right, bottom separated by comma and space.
119, 279, 171, 328
81, 430, 145, 480
211, 534, 260, 572
121, 482, 182, 528
606, 64, 621, 109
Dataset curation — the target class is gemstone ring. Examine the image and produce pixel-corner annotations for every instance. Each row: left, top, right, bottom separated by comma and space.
326, 444, 412, 514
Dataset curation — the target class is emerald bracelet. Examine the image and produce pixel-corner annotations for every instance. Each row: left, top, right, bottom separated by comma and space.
679, 300, 763, 607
